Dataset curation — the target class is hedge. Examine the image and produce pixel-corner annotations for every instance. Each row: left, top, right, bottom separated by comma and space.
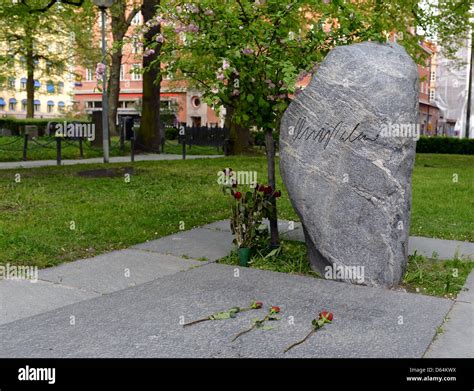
0, 117, 84, 136
416, 136, 474, 155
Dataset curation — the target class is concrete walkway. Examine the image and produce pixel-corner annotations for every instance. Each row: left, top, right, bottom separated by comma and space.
0, 153, 223, 170
0, 220, 472, 358
425, 271, 474, 358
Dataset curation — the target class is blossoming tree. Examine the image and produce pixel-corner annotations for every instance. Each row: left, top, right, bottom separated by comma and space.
143, 0, 471, 246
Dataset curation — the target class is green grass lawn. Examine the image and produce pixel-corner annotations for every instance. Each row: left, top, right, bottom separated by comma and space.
410, 154, 473, 241
218, 240, 474, 298
0, 136, 221, 162
0, 153, 472, 269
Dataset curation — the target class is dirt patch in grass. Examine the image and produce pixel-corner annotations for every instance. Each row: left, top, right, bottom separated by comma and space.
0, 202, 21, 213
77, 167, 136, 178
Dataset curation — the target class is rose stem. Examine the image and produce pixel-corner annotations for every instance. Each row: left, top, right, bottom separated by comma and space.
183, 317, 210, 327
231, 324, 256, 342
284, 330, 315, 353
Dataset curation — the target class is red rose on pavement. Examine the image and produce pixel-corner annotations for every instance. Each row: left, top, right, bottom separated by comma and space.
263, 186, 273, 195
319, 311, 333, 322
253, 301, 263, 309
270, 306, 280, 314
258, 184, 266, 192
234, 192, 242, 200
274, 190, 281, 198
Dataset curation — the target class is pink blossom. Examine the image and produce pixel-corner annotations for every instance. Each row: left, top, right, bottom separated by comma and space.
187, 23, 199, 33
174, 24, 185, 33
232, 89, 240, 96
265, 79, 276, 89
216, 72, 225, 81
241, 48, 254, 55
144, 48, 155, 57
185, 4, 200, 13
204, 9, 214, 16
222, 59, 230, 70
156, 34, 165, 43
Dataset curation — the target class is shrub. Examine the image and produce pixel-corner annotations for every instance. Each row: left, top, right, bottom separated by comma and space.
416, 136, 474, 155
0, 117, 83, 137
164, 126, 178, 140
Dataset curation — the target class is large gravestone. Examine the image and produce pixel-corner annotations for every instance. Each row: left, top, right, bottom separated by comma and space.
280, 42, 419, 288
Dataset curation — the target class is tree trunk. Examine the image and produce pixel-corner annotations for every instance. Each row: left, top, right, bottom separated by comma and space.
108, 48, 122, 137
138, 0, 161, 152
224, 104, 250, 155
265, 127, 279, 247
108, 0, 135, 138
25, 41, 35, 119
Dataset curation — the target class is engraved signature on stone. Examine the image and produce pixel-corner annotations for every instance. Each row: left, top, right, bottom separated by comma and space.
292, 116, 379, 149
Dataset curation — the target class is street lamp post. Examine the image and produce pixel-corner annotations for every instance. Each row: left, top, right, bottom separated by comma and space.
93, 0, 114, 163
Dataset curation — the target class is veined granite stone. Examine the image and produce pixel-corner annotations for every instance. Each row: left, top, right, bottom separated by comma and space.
280, 42, 419, 287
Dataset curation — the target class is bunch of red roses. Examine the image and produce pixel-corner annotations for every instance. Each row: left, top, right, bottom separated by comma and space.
222, 168, 281, 249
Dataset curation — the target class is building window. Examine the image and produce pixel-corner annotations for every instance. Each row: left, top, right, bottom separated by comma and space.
191, 96, 201, 108
9, 99, 17, 111
45, 61, 53, 75
131, 42, 141, 54
120, 65, 125, 81
58, 101, 65, 112
429, 89, 435, 102
34, 100, 40, 112
20, 78, 27, 90
47, 81, 55, 93
131, 12, 142, 25
34, 80, 40, 91
47, 101, 54, 113
131, 64, 142, 80
8, 77, 15, 89
430, 71, 436, 82
0, 98, 5, 110
21, 100, 27, 111
86, 68, 94, 81
160, 100, 171, 110
85, 101, 102, 109
57, 82, 64, 94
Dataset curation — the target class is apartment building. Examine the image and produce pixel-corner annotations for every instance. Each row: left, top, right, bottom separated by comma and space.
73, 11, 220, 132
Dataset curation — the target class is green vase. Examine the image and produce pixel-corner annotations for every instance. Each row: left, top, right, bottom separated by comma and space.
238, 247, 251, 267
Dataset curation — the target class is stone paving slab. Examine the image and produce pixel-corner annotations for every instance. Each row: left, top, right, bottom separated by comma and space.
409, 236, 474, 260
132, 228, 234, 262
202, 219, 474, 260
425, 270, 474, 358
0, 263, 452, 358
0, 154, 223, 170
39, 249, 204, 294
0, 279, 99, 326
